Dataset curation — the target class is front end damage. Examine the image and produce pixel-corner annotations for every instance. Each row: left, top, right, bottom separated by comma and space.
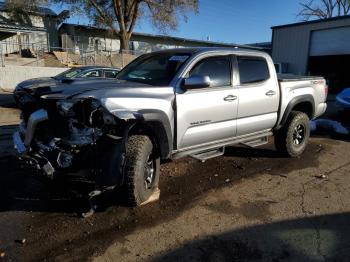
13, 95, 134, 188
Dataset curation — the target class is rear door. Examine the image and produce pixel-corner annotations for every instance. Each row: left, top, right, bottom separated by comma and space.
236, 56, 279, 136
176, 55, 238, 149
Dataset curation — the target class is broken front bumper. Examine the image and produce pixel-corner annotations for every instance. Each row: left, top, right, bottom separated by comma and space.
13, 109, 49, 154
12, 109, 56, 177
12, 105, 124, 186
13, 130, 56, 177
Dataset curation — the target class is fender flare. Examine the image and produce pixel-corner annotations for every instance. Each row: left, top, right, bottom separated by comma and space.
137, 109, 173, 159
99, 110, 173, 188
277, 95, 315, 129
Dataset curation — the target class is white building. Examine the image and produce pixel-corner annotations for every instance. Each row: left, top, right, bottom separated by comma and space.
0, 2, 67, 54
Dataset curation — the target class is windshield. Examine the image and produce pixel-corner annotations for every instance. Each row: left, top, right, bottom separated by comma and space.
54, 68, 84, 79
117, 52, 191, 86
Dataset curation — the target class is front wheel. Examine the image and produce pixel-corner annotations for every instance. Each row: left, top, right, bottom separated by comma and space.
123, 135, 160, 206
274, 111, 310, 157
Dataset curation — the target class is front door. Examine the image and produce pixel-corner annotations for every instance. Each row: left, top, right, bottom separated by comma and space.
176, 55, 238, 149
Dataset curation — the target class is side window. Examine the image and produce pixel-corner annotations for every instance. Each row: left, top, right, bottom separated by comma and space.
237, 57, 270, 84
81, 70, 102, 78
104, 70, 118, 78
189, 56, 231, 87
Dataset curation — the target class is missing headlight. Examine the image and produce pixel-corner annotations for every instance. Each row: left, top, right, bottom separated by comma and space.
57, 100, 75, 116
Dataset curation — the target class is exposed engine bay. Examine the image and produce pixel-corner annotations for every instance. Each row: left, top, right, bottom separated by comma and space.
13, 88, 131, 188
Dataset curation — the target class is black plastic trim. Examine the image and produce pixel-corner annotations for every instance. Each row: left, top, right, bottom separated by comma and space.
277, 95, 315, 129
137, 109, 173, 159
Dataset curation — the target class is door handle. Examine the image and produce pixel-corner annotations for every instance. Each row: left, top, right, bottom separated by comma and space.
265, 90, 276, 96
223, 95, 237, 102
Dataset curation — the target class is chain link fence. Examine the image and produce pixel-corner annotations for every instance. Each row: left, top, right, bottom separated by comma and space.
0, 41, 145, 68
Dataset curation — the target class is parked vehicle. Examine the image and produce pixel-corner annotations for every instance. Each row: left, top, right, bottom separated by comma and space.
336, 88, 350, 109
14, 65, 120, 94
55, 66, 120, 79
13, 66, 121, 106
13, 47, 327, 211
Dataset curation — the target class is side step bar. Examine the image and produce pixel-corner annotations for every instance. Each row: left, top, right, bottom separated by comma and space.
240, 136, 268, 148
173, 131, 273, 160
190, 147, 225, 162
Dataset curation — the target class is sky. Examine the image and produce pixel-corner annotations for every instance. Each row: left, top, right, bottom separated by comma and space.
51, 0, 304, 45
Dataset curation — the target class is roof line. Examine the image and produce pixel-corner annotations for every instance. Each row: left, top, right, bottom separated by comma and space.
271, 14, 350, 29
59, 23, 267, 50
0, 23, 47, 33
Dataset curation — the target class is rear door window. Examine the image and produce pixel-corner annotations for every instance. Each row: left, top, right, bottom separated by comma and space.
189, 56, 231, 87
81, 70, 102, 78
104, 70, 118, 78
238, 57, 270, 84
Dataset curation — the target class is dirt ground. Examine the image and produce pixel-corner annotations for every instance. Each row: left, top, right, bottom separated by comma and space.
0, 91, 350, 262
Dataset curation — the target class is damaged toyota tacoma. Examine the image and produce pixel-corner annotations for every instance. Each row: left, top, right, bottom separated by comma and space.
13, 47, 328, 208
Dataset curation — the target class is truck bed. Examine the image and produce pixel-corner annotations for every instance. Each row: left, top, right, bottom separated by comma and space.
277, 73, 324, 82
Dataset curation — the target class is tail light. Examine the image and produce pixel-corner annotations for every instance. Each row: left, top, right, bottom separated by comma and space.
314, 80, 328, 99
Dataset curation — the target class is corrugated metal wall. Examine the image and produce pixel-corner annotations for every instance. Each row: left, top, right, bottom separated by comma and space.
272, 17, 350, 75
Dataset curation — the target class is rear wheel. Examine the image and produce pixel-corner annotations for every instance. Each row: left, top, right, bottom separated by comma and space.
274, 111, 310, 157
123, 135, 160, 206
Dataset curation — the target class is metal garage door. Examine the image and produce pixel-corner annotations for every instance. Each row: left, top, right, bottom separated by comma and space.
310, 26, 350, 56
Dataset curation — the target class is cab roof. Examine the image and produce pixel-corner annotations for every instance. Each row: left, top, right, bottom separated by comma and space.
150, 46, 269, 56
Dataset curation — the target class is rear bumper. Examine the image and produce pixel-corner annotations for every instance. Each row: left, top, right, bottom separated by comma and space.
314, 102, 327, 118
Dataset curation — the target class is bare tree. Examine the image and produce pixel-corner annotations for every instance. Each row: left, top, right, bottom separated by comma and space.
55, 0, 199, 52
4, 0, 49, 25
299, 0, 350, 20
340, 0, 350, 14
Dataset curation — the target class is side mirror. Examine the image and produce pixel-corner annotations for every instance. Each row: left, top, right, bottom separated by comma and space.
183, 75, 211, 89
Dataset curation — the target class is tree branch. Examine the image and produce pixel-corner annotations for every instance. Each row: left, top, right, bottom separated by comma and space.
114, 0, 125, 32
89, 0, 119, 35
127, 1, 140, 34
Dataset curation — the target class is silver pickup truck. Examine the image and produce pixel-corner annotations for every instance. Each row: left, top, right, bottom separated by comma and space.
13, 47, 327, 209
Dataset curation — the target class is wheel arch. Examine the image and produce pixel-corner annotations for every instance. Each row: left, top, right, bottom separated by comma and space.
277, 95, 314, 130
128, 109, 173, 159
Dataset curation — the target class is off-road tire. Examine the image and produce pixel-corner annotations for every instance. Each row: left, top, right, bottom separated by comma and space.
123, 135, 160, 206
274, 111, 310, 157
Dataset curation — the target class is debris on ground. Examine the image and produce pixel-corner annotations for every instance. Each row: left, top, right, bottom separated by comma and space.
0, 252, 5, 258
279, 174, 287, 178
15, 238, 26, 245
225, 179, 230, 183
314, 174, 329, 180
214, 174, 219, 177
316, 144, 324, 153
232, 161, 244, 170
